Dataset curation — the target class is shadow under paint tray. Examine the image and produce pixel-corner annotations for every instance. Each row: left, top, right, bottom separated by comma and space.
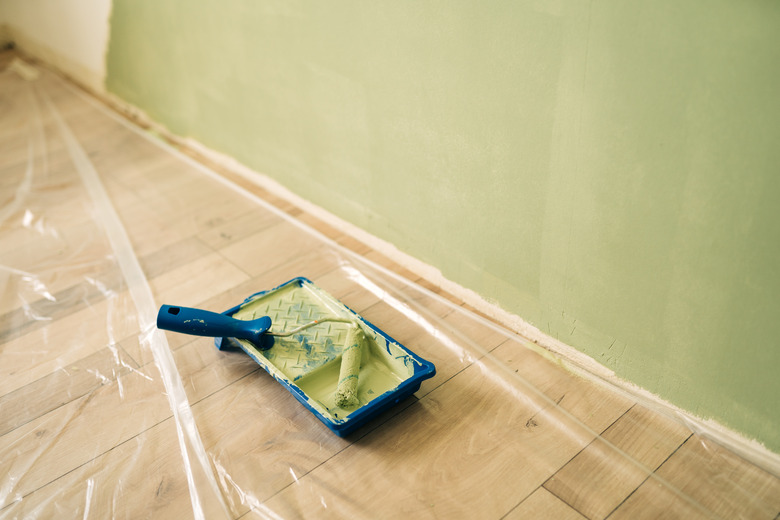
216, 277, 436, 436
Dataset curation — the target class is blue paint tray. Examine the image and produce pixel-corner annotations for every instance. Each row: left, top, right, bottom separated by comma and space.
212, 277, 435, 437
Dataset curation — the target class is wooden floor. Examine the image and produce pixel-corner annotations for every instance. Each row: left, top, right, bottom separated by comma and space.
1, 53, 779, 519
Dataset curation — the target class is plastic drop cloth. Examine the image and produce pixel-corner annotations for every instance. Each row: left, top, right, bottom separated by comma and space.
1, 58, 779, 520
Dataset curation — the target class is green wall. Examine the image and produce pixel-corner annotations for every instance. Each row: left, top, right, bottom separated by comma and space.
106, 0, 780, 452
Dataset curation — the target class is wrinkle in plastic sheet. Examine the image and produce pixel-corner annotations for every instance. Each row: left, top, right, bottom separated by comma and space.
1, 61, 779, 519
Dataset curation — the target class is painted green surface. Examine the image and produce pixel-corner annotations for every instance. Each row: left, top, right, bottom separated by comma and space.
106, 0, 780, 452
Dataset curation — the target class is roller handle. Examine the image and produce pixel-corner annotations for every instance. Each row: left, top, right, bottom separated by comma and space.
157, 304, 272, 347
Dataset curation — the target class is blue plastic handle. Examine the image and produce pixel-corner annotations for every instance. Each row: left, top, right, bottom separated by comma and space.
157, 304, 273, 348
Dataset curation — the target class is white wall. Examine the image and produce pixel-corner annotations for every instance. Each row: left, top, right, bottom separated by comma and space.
0, 0, 112, 91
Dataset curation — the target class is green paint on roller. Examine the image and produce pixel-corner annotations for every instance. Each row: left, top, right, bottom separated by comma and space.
335, 325, 364, 408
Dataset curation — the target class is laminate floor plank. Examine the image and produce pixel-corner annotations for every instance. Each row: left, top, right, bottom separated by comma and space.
0, 290, 139, 396
0, 345, 137, 437
543, 404, 691, 519
490, 340, 634, 434
506, 488, 586, 520
147, 252, 250, 310
609, 434, 780, 520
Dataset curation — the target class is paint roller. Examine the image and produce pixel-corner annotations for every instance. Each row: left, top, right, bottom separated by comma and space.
156, 305, 355, 349
157, 303, 366, 407
335, 324, 365, 408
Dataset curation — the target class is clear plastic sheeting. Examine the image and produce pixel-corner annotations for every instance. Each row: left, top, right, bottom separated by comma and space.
1, 58, 779, 520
